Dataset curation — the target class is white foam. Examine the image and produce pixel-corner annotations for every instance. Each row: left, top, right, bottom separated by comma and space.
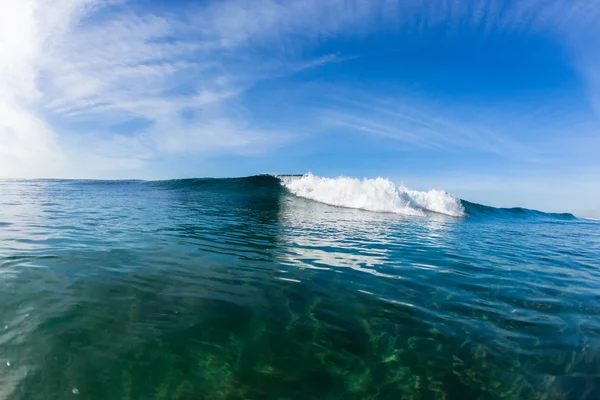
279, 173, 465, 217
404, 188, 465, 217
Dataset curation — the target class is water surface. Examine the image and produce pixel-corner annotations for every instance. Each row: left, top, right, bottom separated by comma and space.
0, 176, 599, 399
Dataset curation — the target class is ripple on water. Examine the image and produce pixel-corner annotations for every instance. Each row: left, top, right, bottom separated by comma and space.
0, 179, 598, 399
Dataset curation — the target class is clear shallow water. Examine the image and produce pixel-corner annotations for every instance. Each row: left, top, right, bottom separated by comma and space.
0, 176, 599, 400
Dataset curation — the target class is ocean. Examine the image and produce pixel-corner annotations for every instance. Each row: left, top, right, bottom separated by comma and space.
0, 174, 598, 399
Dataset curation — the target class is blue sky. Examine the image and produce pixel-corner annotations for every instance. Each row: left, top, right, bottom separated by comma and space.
1, 0, 599, 217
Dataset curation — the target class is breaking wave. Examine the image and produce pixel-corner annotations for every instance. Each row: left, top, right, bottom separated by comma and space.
118, 173, 576, 220
279, 173, 465, 217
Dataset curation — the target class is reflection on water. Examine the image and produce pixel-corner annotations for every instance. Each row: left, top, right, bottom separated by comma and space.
0, 179, 599, 399
277, 196, 397, 278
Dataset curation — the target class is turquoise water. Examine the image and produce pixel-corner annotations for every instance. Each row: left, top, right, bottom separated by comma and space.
0, 176, 599, 399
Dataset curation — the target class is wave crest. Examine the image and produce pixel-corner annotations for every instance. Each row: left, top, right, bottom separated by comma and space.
279, 174, 465, 217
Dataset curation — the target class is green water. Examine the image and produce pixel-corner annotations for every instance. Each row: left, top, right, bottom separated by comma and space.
0, 177, 599, 399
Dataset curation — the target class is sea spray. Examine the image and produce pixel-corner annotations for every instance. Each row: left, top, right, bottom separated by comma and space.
279, 173, 465, 217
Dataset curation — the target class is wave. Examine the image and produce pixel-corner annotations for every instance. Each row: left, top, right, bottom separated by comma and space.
279, 173, 465, 217
461, 200, 577, 220
148, 175, 282, 192
90, 173, 575, 221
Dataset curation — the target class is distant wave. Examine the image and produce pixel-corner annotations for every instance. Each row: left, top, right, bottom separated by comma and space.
461, 200, 577, 220
279, 173, 465, 217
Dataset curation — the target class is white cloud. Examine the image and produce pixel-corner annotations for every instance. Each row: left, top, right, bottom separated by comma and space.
0, 0, 344, 178
0, 0, 98, 177
0, 0, 599, 178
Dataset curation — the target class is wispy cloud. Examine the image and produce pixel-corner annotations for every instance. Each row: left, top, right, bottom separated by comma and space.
0, 0, 599, 178
0, 0, 347, 177
316, 93, 530, 156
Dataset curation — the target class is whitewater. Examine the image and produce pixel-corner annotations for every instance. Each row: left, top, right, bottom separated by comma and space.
279, 173, 465, 217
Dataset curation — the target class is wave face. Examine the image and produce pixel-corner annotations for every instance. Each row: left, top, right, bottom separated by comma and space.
461, 200, 577, 220
148, 175, 283, 192
280, 173, 465, 217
